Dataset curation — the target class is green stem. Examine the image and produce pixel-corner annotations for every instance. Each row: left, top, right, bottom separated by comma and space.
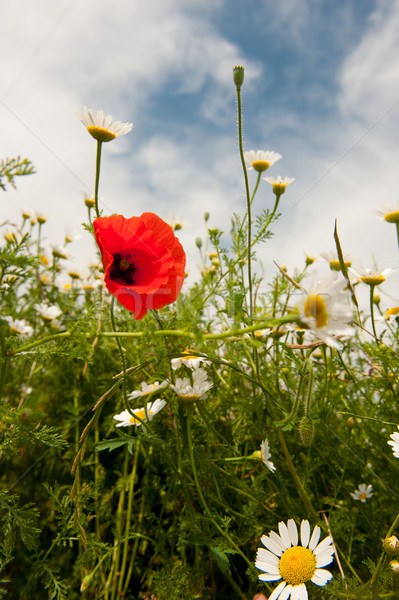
0, 327, 8, 401
270, 193, 282, 219
236, 86, 253, 321
396, 222, 399, 253
370, 511, 399, 597
369, 285, 378, 339
110, 297, 129, 409
94, 140, 103, 219
118, 442, 140, 594
185, 405, 252, 568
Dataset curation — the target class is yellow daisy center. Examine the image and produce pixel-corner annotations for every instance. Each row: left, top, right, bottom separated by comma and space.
87, 126, 116, 142
385, 307, 399, 317
359, 493, 367, 501
130, 408, 151, 424
360, 275, 385, 286
304, 294, 329, 328
252, 160, 270, 172
329, 260, 351, 271
384, 211, 399, 224
181, 350, 199, 360
279, 546, 316, 585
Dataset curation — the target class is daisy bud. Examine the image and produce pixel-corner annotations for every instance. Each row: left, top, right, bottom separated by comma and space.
389, 560, 399, 575
204, 212, 210, 222
195, 237, 202, 249
233, 65, 245, 89
299, 416, 314, 447
383, 536, 399, 556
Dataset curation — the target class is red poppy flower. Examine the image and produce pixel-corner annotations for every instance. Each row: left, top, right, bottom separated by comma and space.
94, 213, 186, 319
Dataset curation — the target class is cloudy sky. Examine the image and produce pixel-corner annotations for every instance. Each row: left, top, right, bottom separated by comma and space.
1, 0, 399, 308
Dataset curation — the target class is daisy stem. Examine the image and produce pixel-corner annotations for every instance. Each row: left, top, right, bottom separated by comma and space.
235, 85, 254, 322
94, 140, 103, 218
109, 446, 130, 600
396, 222, 399, 253
118, 441, 140, 595
370, 510, 399, 596
185, 405, 253, 569
369, 285, 378, 339
270, 193, 282, 219
110, 297, 129, 409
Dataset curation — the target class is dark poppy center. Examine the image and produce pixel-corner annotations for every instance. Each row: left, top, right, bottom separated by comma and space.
109, 252, 138, 285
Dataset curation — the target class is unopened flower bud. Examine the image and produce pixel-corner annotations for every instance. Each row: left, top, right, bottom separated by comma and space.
204, 212, 210, 222
233, 65, 245, 89
299, 416, 314, 447
383, 535, 399, 556
195, 237, 202, 249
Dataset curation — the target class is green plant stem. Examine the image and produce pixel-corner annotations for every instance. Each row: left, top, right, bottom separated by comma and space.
110, 297, 129, 409
276, 428, 317, 520
0, 328, 8, 401
396, 222, 399, 252
94, 140, 103, 218
118, 441, 140, 594
370, 510, 399, 597
185, 405, 253, 568
235, 85, 254, 322
270, 193, 282, 219
369, 284, 378, 339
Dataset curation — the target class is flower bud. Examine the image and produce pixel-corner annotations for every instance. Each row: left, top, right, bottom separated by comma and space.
233, 66, 245, 89
195, 237, 202, 249
383, 535, 399, 556
389, 559, 399, 575
299, 416, 314, 447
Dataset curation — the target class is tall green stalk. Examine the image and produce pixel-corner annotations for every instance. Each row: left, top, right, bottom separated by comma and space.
94, 140, 103, 219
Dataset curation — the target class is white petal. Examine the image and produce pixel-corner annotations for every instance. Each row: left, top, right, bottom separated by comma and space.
308, 525, 321, 550
259, 573, 282, 582
311, 569, 333, 586
256, 560, 281, 575
292, 584, 307, 600
279, 585, 293, 600
287, 519, 299, 546
300, 520, 310, 548
278, 521, 292, 549
256, 547, 280, 565
261, 534, 283, 556
316, 548, 335, 568
269, 581, 287, 600
314, 536, 333, 556
265, 533, 285, 556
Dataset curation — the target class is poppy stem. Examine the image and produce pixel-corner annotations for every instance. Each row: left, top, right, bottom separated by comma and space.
110, 297, 129, 408
94, 140, 103, 218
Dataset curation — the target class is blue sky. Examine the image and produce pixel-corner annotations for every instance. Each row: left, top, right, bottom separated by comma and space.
1, 0, 398, 307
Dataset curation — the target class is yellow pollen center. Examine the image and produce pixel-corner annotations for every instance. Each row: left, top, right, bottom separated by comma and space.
329, 260, 351, 271
252, 160, 270, 172
384, 211, 399, 223
359, 493, 367, 501
130, 408, 151, 424
279, 546, 316, 585
385, 307, 399, 317
304, 294, 329, 328
361, 275, 385, 286
87, 125, 116, 142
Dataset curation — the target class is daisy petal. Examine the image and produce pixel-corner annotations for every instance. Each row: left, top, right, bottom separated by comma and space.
279, 584, 293, 600
314, 536, 333, 556
311, 569, 333, 586
259, 573, 283, 582
287, 519, 299, 546
269, 581, 287, 600
300, 520, 311, 548
261, 534, 284, 556
278, 521, 292, 549
308, 525, 321, 550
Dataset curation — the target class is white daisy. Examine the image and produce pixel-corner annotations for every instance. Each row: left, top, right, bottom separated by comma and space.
170, 368, 213, 401
76, 106, 133, 142
113, 399, 166, 427
36, 303, 62, 321
128, 380, 169, 400
388, 427, 399, 458
373, 200, 399, 224
264, 176, 295, 195
171, 350, 210, 370
296, 274, 354, 349
260, 439, 276, 473
350, 484, 374, 503
320, 251, 354, 272
244, 150, 282, 173
2, 317, 33, 336
255, 519, 334, 600
349, 266, 396, 287
382, 307, 399, 321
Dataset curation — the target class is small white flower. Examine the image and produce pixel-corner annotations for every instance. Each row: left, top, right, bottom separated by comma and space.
21, 207, 35, 220
349, 266, 396, 287
113, 399, 166, 427
52, 245, 68, 260
76, 106, 133, 142
64, 230, 80, 244
36, 211, 49, 224
171, 368, 213, 400
171, 351, 210, 370
36, 303, 62, 321
255, 519, 334, 599
388, 427, 399, 458
373, 200, 399, 224
2, 317, 33, 336
128, 380, 169, 400
244, 149, 282, 173
296, 273, 354, 349
166, 215, 189, 231
350, 483, 374, 503
320, 251, 354, 272
260, 439, 276, 473
264, 175, 295, 195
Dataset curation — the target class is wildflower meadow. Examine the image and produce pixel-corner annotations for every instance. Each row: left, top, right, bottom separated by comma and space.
2, 66, 399, 600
